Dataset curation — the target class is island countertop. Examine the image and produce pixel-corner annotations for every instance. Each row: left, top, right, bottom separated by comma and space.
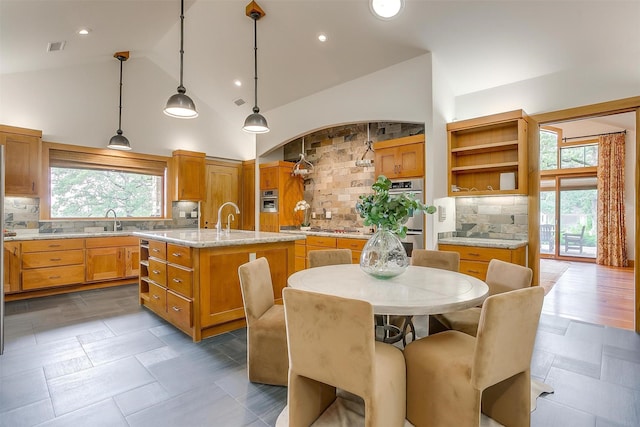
133, 228, 305, 248
438, 237, 527, 249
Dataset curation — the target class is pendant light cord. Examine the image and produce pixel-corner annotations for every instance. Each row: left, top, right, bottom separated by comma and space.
252, 13, 259, 113
178, 0, 185, 92
117, 57, 124, 133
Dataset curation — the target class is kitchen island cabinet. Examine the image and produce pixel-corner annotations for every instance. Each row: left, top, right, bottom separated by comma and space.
135, 229, 304, 341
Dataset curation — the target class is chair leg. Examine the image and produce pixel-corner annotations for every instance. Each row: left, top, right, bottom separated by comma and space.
288, 373, 336, 427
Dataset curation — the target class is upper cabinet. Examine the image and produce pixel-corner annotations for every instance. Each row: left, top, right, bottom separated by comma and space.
374, 134, 424, 179
447, 110, 528, 197
0, 125, 42, 196
172, 150, 205, 201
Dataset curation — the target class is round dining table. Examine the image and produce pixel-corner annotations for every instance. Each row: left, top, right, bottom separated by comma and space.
287, 264, 489, 316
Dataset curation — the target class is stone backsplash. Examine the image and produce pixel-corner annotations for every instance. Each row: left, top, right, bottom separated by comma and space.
455, 196, 528, 240
4, 197, 199, 232
283, 122, 424, 230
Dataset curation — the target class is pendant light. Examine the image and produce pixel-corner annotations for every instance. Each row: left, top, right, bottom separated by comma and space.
355, 123, 375, 167
164, 0, 198, 118
108, 51, 131, 151
243, 1, 269, 133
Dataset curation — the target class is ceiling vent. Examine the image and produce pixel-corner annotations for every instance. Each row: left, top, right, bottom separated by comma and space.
47, 41, 66, 52
234, 98, 246, 106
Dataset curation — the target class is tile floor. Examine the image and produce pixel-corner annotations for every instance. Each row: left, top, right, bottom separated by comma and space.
1, 284, 639, 426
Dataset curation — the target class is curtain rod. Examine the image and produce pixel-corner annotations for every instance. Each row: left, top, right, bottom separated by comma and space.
562, 130, 626, 141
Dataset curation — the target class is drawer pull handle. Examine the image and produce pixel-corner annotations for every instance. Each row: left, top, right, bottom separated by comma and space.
173, 278, 182, 283
152, 270, 161, 274
468, 270, 480, 274
50, 258, 62, 261
468, 253, 480, 256
152, 294, 160, 300
152, 248, 160, 252
172, 253, 182, 257
48, 244, 61, 248
171, 306, 182, 312
49, 275, 61, 279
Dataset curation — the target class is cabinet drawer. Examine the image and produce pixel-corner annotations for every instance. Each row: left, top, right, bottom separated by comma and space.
459, 261, 489, 280
22, 238, 84, 253
167, 264, 193, 298
22, 265, 85, 290
148, 282, 167, 313
439, 244, 511, 263
306, 236, 337, 248
22, 249, 84, 269
167, 291, 192, 330
337, 238, 366, 251
148, 258, 167, 286
148, 241, 167, 260
167, 244, 192, 268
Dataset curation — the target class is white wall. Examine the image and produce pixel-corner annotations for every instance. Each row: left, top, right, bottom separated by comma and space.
0, 57, 255, 160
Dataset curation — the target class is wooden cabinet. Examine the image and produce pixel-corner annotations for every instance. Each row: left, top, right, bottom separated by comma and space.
374, 134, 424, 179
85, 236, 139, 282
172, 150, 206, 201
294, 240, 306, 272
0, 125, 42, 196
258, 161, 303, 232
200, 160, 241, 229
438, 243, 527, 281
21, 239, 85, 290
139, 239, 194, 334
302, 235, 367, 268
241, 160, 256, 230
4, 241, 21, 293
447, 110, 528, 197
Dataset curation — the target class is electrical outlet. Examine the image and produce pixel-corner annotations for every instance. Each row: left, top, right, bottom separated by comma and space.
190, 211, 198, 218
179, 211, 186, 218
312, 211, 316, 219
325, 210, 332, 219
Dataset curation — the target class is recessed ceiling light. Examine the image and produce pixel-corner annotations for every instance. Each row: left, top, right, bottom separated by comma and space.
370, 0, 404, 20
77, 28, 91, 35
317, 33, 327, 42
234, 79, 242, 87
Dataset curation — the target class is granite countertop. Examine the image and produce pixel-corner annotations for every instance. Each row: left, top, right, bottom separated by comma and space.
438, 237, 528, 249
280, 229, 372, 240
4, 230, 133, 241
133, 229, 305, 248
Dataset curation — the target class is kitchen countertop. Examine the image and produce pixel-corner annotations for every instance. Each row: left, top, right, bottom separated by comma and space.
133, 229, 305, 248
4, 230, 133, 241
438, 237, 527, 249
280, 229, 372, 240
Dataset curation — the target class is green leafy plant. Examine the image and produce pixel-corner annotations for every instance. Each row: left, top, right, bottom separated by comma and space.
356, 175, 436, 238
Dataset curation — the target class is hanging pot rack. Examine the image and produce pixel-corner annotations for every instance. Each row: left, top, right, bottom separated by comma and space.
292, 137, 314, 176
355, 123, 374, 167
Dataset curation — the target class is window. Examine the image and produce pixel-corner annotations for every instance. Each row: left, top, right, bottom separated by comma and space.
560, 144, 598, 168
45, 144, 168, 219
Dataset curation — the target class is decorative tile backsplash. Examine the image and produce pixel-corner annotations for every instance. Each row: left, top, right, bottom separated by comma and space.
455, 196, 528, 240
4, 197, 199, 232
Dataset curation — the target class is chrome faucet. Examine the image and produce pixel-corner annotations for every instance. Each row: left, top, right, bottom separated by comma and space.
226, 213, 235, 234
216, 202, 240, 234
105, 208, 120, 232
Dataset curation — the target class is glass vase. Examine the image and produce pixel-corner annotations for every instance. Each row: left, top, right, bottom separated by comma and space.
360, 227, 409, 279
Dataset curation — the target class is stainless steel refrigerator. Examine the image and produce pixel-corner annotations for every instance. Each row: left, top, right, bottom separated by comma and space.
1, 146, 5, 355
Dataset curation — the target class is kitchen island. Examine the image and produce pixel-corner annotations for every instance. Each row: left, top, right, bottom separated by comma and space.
133, 229, 305, 342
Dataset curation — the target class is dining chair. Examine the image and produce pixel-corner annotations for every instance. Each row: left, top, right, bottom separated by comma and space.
307, 248, 352, 268
237, 257, 288, 386
405, 286, 544, 427
429, 258, 533, 337
388, 249, 462, 346
282, 287, 407, 427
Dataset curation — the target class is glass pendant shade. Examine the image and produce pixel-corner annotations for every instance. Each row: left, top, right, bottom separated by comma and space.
164, 88, 198, 118
243, 110, 269, 133
108, 130, 131, 150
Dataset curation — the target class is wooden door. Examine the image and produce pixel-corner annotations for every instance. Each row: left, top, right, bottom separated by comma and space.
86, 247, 124, 281
241, 160, 256, 230
125, 246, 140, 278
374, 146, 398, 178
201, 161, 240, 229
173, 151, 206, 201
0, 131, 41, 196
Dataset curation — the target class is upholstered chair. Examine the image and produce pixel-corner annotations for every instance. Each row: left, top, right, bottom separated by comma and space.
237, 257, 288, 386
308, 248, 352, 268
429, 258, 533, 337
388, 249, 461, 345
282, 287, 407, 427
405, 286, 544, 427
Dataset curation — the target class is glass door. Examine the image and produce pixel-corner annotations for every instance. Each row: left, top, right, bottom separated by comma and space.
558, 176, 597, 259
539, 178, 557, 257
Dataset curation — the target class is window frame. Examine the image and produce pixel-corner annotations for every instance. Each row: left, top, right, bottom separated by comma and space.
41, 142, 171, 220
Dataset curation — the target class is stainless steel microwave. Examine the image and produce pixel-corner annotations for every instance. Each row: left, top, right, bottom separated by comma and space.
260, 190, 278, 213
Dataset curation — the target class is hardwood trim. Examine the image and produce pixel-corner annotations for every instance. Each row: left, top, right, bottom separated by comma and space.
372, 134, 424, 150
531, 97, 640, 333
5, 278, 137, 301
446, 109, 527, 131
0, 124, 42, 137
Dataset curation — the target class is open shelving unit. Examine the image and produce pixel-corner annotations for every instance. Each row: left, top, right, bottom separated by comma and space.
139, 240, 150, 303
447, 110, 529, 197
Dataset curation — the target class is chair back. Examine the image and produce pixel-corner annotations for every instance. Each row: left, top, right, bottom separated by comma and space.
283, 287, 375, 396
238, 257, 275, 324
485, 259, 532, 297
540, 224, 554, 240
308, 248, 352, 268
411, 249, 460, 272
471, 286, 544, 390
